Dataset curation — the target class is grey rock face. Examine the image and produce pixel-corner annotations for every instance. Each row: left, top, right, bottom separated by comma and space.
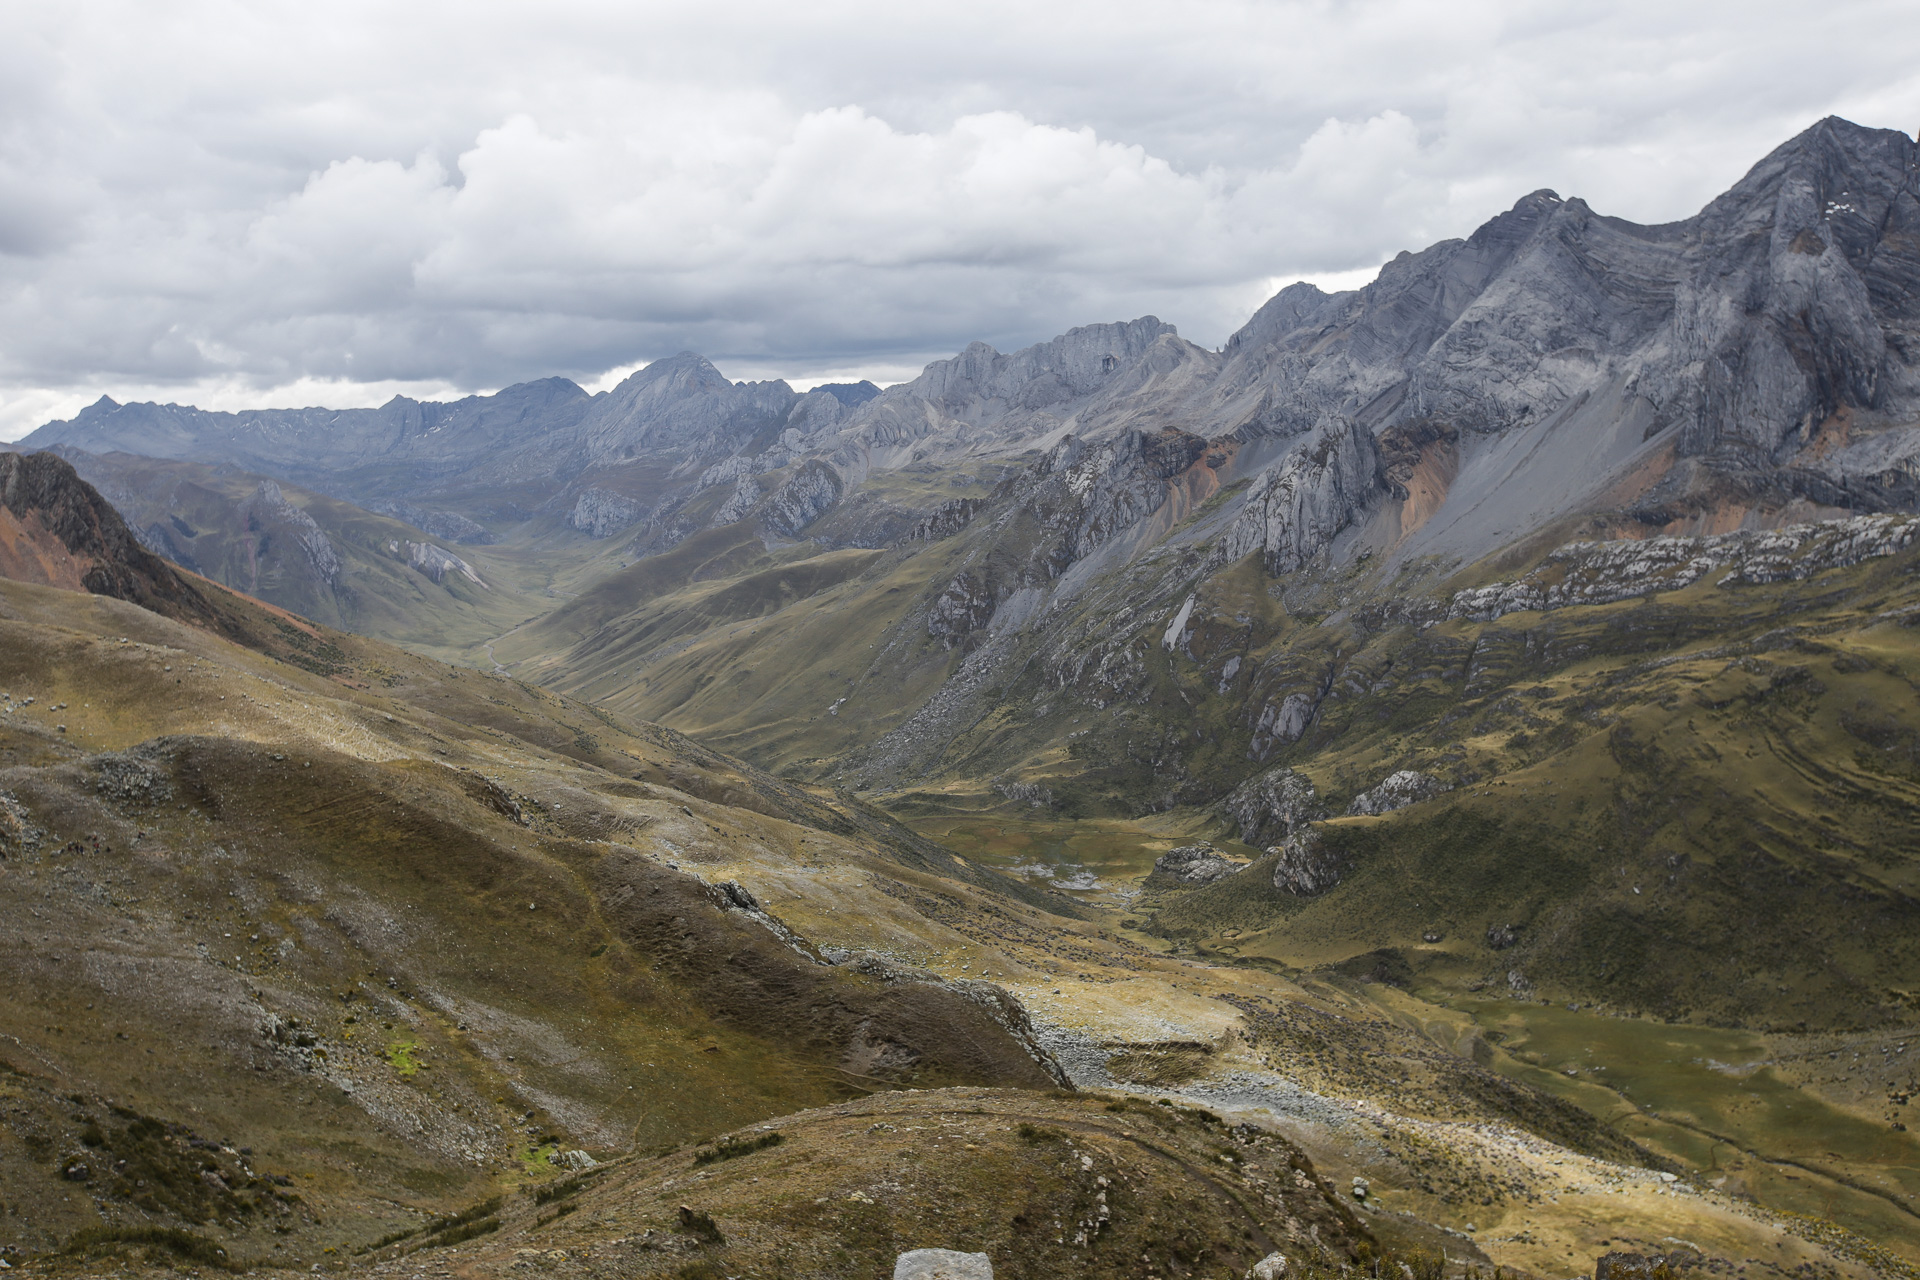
712, 476, 763, 526
1267, 825, 1344, 898
403, 541, 485, 587
1269, 828, 1342, 896
910, 497, 989, 541
1250, 691, 1321, 760
1645, 121, 1915, 468
569, 488, 647, 538
572, 352, 794, 465
1346, 770, 1451, 816
239, 482, 340, 586
1439, 514, 1920, 624
928, 571, 998, 648
1173, 117, 1920, 567
1222, 421, 1380, 575
827, 318, 1179, 463
913, 422, 1226, 658
894, 1249, 993, 1280
762, 461, 843, 537
1153, 842, 1242, 884
1222, 768, 1323, 846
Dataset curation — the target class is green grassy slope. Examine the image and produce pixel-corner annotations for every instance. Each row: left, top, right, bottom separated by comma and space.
1138, 556, 1920, 1034
0, 577, 1058, 1264
498, 523, 982, 773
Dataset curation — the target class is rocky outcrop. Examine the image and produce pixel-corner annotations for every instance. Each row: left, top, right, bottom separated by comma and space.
763, 461, 843, 537
0, 792, 39, 859
568, 488, 647, 538
712, 476, 763, 526
1442, 514, 1920, 623
1595, 1250, 1700, 1280
928, 571, 998, 649
1269, 828, 1342, 896
911, 497, 989, 541
1247, 1253, 1290, 1280
993, 778, 1055, 810
1222, 422, 1380, 574
403, 541, 486, 587
708, 878, 823, 963
1346, 770, 1451, 816
239, 481, 340, 587
1222, 768, 1324, 846
1153, 842, 1243, 885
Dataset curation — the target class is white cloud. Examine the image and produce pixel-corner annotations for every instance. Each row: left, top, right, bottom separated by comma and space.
3, 0, 1918, 438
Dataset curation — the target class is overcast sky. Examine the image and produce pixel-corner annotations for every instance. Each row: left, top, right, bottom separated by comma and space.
3, 0, 1917, 438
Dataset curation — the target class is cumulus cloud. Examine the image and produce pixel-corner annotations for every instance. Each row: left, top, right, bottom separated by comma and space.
3, 0, 1918, 437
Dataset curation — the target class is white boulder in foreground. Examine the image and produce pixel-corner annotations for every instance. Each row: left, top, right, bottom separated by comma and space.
895, 1249, 994, 1280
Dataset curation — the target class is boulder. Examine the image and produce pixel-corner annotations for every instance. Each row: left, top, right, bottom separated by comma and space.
894, 1248, 993, 1280
1248, 1253, 1289, 1280
1153, 842, 1243, 885
1346, 770, 1450, 816
405, 541, 486, 587
1269, 829, 1343, 896
1222, 768, 1324, 846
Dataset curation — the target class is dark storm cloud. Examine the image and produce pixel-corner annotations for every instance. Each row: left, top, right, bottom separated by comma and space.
3, 0, 1917, 434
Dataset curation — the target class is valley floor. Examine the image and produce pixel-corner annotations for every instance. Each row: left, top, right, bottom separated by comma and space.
886, 810, 1920, 1279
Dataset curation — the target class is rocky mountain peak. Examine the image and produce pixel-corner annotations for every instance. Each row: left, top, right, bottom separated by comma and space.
617, 350, 736, 394
20, 116, 1920, 586
900, 316, 1177, 417
813, 380, 882, 407
1224, 282, 1332, 354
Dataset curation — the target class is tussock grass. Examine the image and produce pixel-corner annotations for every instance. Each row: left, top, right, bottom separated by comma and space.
64, 1225, 245, 1271
691, 1131, 784, 1165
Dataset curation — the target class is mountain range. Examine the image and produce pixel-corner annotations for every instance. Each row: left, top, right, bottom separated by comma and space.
9, 115, 1920, 1276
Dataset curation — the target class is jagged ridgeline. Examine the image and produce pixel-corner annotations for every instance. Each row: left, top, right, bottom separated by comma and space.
19, 117, 1920, 1037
